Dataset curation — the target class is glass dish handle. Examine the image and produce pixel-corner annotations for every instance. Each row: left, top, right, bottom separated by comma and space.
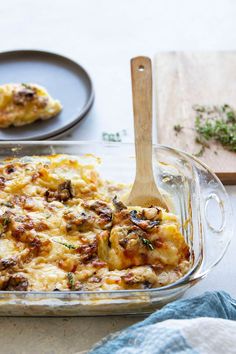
204, 193, 226, 233
190, 186, 233, 283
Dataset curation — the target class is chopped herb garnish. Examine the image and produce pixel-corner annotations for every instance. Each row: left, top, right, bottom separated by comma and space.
102, 132, 122, 142
67, 272, 75, 290
54, 240, 76, 249
139, 236, 154, 250
102, 129, 128, 143
3, 217, 10, 226
193, 104, 236, 153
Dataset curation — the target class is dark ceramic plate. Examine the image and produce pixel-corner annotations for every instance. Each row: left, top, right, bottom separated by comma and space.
0, 50, 94, 140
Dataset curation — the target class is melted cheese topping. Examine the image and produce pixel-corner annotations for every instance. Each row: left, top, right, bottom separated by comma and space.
0, 155, 191, 291
0, 83, 62, 128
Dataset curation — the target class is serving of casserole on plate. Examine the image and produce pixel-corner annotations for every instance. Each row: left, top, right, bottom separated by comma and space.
0, 142, 232, 316
0, 83, 62, 128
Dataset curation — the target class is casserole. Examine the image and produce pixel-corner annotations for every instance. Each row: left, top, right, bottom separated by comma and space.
0, 141, 233, 316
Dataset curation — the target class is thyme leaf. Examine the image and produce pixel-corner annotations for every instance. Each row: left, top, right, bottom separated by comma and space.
3, 217, 10, 226
67, 272, 75, 290
173, 124, 184, 134
139, 236, 154, 251
102, 130, 127, 143
54, 240, 76, 249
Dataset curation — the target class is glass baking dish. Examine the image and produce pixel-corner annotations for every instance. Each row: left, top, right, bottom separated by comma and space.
0, 141, 233, 316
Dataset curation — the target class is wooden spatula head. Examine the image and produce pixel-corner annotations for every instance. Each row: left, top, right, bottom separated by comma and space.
126, 56, 169, 211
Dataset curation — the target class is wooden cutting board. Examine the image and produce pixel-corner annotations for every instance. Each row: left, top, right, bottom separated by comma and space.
155, 51, 236, 184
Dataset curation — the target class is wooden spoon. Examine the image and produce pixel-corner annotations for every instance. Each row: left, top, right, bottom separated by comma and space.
126, 56, 169, 210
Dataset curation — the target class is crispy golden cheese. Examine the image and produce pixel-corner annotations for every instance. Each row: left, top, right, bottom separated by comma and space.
0, 83, 62, 128
0, 155, 191, 292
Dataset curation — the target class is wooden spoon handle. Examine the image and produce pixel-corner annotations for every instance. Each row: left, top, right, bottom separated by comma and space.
130, 56, 154, 183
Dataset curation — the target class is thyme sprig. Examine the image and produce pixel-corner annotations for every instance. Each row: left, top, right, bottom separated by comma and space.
193, 104, 236, 152
173, 104, 236, 156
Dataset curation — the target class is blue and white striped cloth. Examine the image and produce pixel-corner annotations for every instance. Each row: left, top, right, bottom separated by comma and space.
88, 291, 236, 354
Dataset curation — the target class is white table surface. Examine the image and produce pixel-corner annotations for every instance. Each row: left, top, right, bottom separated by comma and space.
0, 0, 236, 353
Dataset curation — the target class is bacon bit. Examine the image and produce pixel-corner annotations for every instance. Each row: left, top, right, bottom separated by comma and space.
24, 220, 34, 230
154, 239, 164, 248
87, 200, 113, 229
92, 260, 107, 268
0, 257, 17, 270
29, 237, 41, 249
45, 180, 74, 203
64, 212, 94, 232
122, 272, 135, 284
11, 215, 34, 241
34, 222, 49, 232
88, 201, 112, 216
74, 281, 83, 290
151, 263, 164, 272
86, 200, 105, 211
0, 276, 10, 290
38, 239, 52, 257
89, 276, 101, 283
71, 264, 77, 273
5, 274, 29, 291
12, 225, 25, 239
5, 165, 15, 174
122, 246, 134, 259
76, 242, 97, 262
0, 176, 5, 188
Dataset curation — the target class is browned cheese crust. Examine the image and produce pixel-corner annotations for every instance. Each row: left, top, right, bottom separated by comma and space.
0, 155, 191, 291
